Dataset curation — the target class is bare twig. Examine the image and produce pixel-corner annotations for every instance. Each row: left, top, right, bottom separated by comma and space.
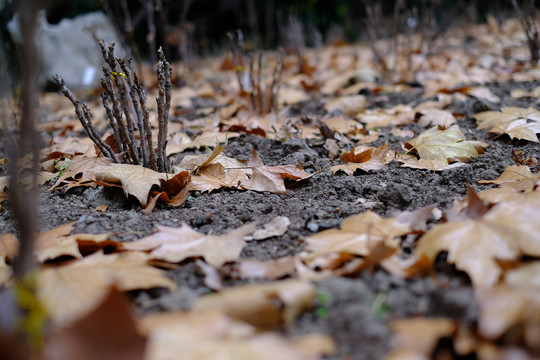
156, 47, 172, 173
53, 75, 120, 163
228, 30, 246, 91
134, 73, 158, 171
512, 0, 540, 62
269, 49, 285, 113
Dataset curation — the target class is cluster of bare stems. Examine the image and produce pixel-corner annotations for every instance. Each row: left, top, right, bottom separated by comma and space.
52, 40, 172, 173
361, 0, 441, 81
228, 30, 285, 113
511, 0, 540, 63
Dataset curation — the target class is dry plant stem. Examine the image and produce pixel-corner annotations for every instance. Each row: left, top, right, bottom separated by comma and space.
141, 0, 158, 65
269, 49, 285, 113
119, 58, 149, 166
101, 92, 123, 153
228, 30, 245, 91
52, 75, 120, 163
100, 68, 138, 163
511, 0, 540, 62
257, 52, 263, 111
249, 55, 257, 111
11, 0, 39, 281
156, 47, 172, 173
135, 74, 158, 171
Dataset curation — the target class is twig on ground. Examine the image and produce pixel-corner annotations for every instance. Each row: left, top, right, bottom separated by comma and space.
156, 47, 172, 173
269, 49, 285, 113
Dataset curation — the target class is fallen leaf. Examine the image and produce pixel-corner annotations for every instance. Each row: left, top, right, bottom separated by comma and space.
330, 143, 396, 175
123, 222, 256, 266
404, 125, 484, 164
251, 216, 290, 240
0, 257, 12, 286
166, 132, 240, 156
48, 156, 113, 192
474, 107, 540, 142
239, 149, 313, 194
388, 317, 456, 355
94, 165, 189, 207
238, 256, 296, 279
324, 95, 367, 116
414, 191, 540, 288
45, 287, 146, 360
0, 233, 18, 261
477, 165, 540, 191
95, 204, 108, 212
417, 109, 456, 127
193, 279, 316, 329
397, 153, 467, 171
476, 285, 540, 339
38, 251, 176, 326
138, 310, 332, 360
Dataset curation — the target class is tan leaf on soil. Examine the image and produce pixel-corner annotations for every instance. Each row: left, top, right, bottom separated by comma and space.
238, 256, 296, 279
474, 107, 540, 142
48, 156, 113, 192
0, 233, 18, 261
193, 279, 316, 329
239, 149, 313, 194
166, 131, 240, 156
45, 287, 146, 360
414, 191, 540, 288
398, 153, 467, 171
138, 310, 333, 360
387, 318, 456, 355
403, 125, 484, 164
323, 95, 367, 116
251, 216, 290, 240
123, 222, 256, 266
476, 284, 540, 339
477, 165, 540, 191
330, 143, 396, 175
38, 251, 176, 326
94, 164, 172, 207
0, 175, 8, 203
416, 109, 456, 127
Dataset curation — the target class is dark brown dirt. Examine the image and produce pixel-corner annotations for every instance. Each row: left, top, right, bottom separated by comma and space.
1, 80, 540, 359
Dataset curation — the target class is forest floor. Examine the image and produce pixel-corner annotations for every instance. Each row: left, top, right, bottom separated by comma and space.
2, 16, 540, 360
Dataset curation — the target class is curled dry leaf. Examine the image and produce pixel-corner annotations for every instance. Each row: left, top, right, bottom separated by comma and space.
123, 222, 256, 267
251, 216, 290, 240
45, 287, 146, 360
193, 279, 316, 329
474, 106, 540, 142
387, 318, 456, 356
416, 109, 456, 127
48, 156, 113, 192
166, 131, 240, 156
477, 165, 540, 192
323, 95, 367, 116
299, 211, 410, 278
38, 251, 176, 327
238, 256, 296, 280
414, 191, 540, 288
138, 310, 332, 360
403, 125, 485, 165
330, 143, 396, 175
94, 164, 189, 207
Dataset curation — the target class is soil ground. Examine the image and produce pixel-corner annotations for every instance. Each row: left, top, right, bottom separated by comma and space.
2, 77, 540, 359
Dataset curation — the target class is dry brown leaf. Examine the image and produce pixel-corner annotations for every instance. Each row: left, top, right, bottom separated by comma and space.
166, 131, 240, 156
138, 310, 332, 360
38, 251, 176, 326
0, 175, 8, 203
238, 256, 296, 280
193, 279, 316, 329
0, 233, 18, 261
0, 257, 11, 286
404, 125, 484, 164
251, 216, 290, 240
388, 317, 456, 355
476, 285, 540, 340
239, 149, 313, 194
48, 156, 113, 192
44, 287, 146, 360
358, 105, 415, 128
188, 163, 249, 193
94, 164, 170, 207
330, 143, 396, 175
398, 153, 467, 171
477, 165, 540, 191
474, 107, 540, 142
414, 191, 540, 288
416, 109, 456, 127
123, 222, 256, 266
323, 95, 367, 116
